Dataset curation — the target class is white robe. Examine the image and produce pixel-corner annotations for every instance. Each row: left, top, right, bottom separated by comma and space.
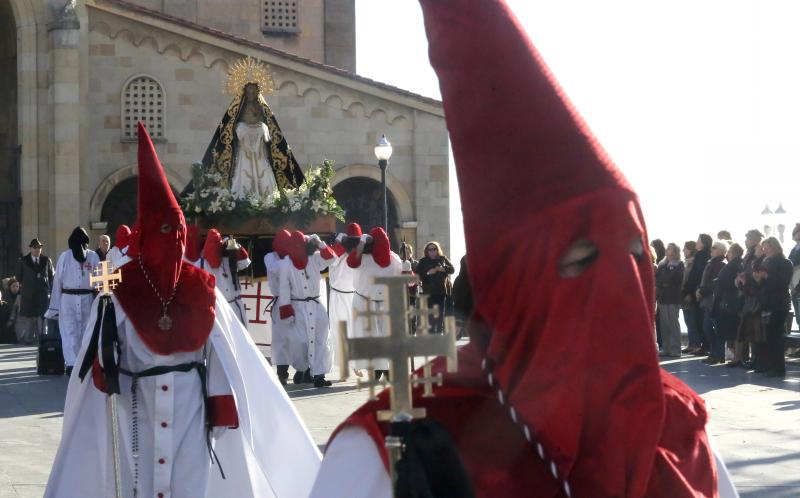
264, 252, 292, 366
350, 252, 403, 370
278, 252, 333, 376
198, 256, 251, 326
327, 252, 356, 373
231, 122, 278, 199
310, 427, 740, 498
45, 257, 321, 498
107, 246, 127, 271
44, 250, 101, 367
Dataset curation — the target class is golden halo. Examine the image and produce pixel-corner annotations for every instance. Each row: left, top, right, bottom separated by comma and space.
224, 57, 274, 96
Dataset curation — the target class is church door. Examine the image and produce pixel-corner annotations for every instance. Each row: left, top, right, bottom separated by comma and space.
101, 177, 179, 243
0, 2, 20, 278
332, 177, 399, 249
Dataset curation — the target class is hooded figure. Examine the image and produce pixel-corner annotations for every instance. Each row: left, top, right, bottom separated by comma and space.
44, 227, 100, 373
198, 228, 252, 326
310, 1, 738, 498
107, 224, 131, 270
45, 123, 321, 498
277, 230, 337, 387
265, 229, 295, 385
327, 222, 363, 378
345, 226, 403, 380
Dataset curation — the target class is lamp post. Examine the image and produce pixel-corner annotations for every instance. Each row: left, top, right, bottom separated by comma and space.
374, 134, 393, 232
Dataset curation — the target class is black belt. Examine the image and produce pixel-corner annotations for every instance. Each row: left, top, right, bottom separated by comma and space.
355, 291, 383, 303
292, 296, 320, 303
331, 287, 354, 294
62, 288, 95, 295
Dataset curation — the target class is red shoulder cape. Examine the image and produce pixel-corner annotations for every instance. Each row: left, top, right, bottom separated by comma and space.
333, 343, 718, 498
114, 261, 216, 355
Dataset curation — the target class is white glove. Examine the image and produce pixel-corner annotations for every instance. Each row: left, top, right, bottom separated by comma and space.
308, 234, 325, 249
43, 308, 58, 320
335, 233, 346, 244
360, 234, 372, 244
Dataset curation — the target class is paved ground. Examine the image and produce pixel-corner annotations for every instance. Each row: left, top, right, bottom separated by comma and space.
0, 343, 797, 497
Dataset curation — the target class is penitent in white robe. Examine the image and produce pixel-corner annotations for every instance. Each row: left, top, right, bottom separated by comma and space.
278, 251, 334, 376
197, 256, 251, 326
264, 252, 293, 367
231, 122, 278, 199
44, 250, 101, 367
350, 252, 403, 371
326, 251, 356, 375
44, 256, 321, 498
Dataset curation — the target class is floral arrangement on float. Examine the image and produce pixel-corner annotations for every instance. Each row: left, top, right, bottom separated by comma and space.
181, 159, 345, 231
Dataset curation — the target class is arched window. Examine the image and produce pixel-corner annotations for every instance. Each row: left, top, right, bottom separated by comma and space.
122, 75, 165, 140
262, 0, 300, 34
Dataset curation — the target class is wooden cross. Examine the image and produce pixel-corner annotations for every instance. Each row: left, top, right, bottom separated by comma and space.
338, 275, 458, 422
90, 260, 122, 296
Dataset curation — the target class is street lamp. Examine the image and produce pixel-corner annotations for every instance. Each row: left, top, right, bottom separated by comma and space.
374, 134, 393, 231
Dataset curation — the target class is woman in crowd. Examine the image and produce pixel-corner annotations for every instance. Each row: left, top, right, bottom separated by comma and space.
680, 241, 698, 353
754, 237, 793, 377
655, 243, 684, 357
737, 230, 766, 370
714, 243, 744, 366
683, 234, 712, 354
4, 278, 22, 344
416, 241, 455, 333
697, 240, 727, 364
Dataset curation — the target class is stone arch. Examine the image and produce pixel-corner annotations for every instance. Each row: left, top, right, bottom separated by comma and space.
89, 164, 184, 224
332, 177, 401, 249
331, 164, 414, 223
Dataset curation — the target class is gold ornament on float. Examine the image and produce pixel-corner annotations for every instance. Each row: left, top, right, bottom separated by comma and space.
224, 56, 274, 96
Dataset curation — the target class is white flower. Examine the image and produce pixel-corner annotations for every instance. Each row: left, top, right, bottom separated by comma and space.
208, 199, 221, 213
311, 200, 323, 212
194, 206, 202, 213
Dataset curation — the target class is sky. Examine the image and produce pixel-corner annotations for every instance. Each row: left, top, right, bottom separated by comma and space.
355, 1, 800, 268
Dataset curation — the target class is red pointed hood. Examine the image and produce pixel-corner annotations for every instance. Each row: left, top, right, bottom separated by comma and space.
369, 227, 391, 268
113, 123, 216, 355
203, 229, 223, 269
346, 223, 363, 237
184, 225, 202, 262
114, 225, 131, 250
419, 1, 670, 496
288, 230, 308, 269
273, 229, 291, 258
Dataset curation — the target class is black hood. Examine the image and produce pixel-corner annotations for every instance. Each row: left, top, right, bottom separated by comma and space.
68, 226, 90, 263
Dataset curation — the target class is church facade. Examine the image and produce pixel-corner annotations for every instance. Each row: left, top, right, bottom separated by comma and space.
0, 0, 450, 277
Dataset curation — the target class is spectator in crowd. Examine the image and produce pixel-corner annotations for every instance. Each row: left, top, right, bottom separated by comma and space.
416, 241, 455, 333
0, 286, 12, 343
95, 234, 110, 262
3, 278, 21, 343
655, 243, 684, 357
787, 223, 800, 330
714, 243, 744, 366
452, 254, 473, 339
683, 233, 712, 354
650, 239, 666, 264
754, 236, 793, 377
681, 241, 698, 353
717, 230, 732, 242
698, 240, 727, 364
15, 238, 54, 344
737, 229, 766, 369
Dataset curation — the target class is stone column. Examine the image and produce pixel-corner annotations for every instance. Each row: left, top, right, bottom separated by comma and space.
48, 2, 81, 251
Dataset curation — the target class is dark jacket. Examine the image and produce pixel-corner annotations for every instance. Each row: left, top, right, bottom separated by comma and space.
417, 256, 455, 297
682, 248, 710, 300
759, 255, 793, 313
713, 256, 742, 315
655, 260, 684, 305
452, 256, 473, 320
697, 255, 725, 310
15, 253, 54, 317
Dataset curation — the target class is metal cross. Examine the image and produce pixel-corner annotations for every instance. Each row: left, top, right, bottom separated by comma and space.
339, 275, 458, 422
90, 260, 123, 296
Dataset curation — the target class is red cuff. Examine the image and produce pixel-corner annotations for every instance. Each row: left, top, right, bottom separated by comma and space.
347, 251, 362, 268
91, 356, 108, 393
332, 242, 346, 257
319, 245, 335, 260
209, 395, 239, 428
237, 247, 249, 261
279, 304, 295, 320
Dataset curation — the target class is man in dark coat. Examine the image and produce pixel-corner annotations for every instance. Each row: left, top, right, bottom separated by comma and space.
682, 233, 712, 354
15, 238, 54, 343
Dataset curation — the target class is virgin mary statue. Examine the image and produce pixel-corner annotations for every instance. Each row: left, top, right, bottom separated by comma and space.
202, 57, 305, 198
